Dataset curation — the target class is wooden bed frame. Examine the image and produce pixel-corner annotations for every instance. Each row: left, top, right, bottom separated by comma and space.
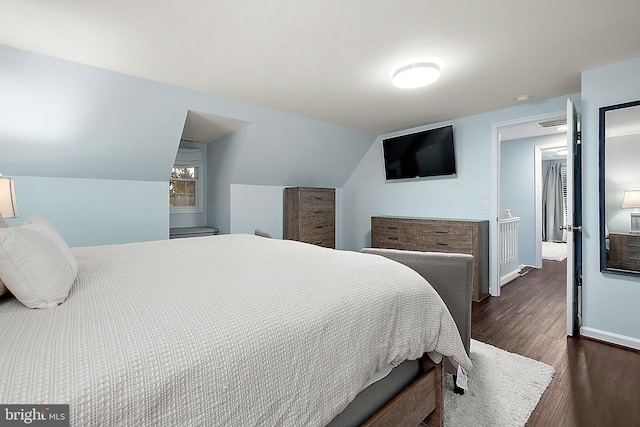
363, 356, 443, 427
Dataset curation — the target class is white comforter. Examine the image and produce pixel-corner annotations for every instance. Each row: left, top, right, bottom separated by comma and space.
0, 234, 471, 426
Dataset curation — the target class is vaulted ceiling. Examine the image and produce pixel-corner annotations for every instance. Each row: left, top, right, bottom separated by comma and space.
1, 0, 640, 134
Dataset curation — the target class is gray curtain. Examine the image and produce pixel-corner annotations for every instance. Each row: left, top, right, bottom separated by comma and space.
542, 163, 565, 242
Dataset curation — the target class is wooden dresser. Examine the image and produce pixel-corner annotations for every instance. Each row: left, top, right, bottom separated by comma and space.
284, 187, 335, 248
371, 216, 489, 301
608, 232, 640, 271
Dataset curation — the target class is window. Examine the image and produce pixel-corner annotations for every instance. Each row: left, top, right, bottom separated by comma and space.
170, 167, 199, 208
170, 148, 204, 213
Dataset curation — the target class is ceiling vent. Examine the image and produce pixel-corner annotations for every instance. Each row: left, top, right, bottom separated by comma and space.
537, 118, 567, 128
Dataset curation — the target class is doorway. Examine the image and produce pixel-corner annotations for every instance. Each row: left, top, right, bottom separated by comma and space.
490, 111, 567, 297
538, 145, 568, 264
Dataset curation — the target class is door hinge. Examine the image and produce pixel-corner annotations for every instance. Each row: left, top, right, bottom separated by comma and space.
576, 131, 581, 141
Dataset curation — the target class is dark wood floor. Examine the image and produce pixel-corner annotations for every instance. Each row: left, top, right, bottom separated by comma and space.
471, 259, 640, 427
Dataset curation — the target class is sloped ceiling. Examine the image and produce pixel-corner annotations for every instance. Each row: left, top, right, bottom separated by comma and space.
1, 1, 639, 134
181, 111, 251, 143
0, 45, 375, 185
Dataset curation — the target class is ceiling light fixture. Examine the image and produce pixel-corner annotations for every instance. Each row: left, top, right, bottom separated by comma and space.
390, 60, 441, 89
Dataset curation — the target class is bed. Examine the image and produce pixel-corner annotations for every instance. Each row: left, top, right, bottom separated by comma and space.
0, 218, 471, 427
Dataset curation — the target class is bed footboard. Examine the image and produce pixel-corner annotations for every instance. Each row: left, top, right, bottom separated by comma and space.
362, 356, 443, 427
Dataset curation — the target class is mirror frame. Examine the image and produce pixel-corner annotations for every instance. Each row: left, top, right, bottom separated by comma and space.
599, 99, 640, 276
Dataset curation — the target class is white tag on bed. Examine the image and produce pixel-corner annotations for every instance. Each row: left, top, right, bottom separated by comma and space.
456, 364, 469, 390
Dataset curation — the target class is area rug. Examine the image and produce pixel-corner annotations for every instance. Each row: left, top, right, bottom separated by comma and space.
542, 241, 567, 261
441, 340, 555, 427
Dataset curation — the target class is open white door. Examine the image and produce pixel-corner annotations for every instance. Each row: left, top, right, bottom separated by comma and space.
564, 98, 582, 336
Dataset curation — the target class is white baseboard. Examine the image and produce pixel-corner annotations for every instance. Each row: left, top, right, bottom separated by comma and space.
499, 264, 530, 287
499, 270, 520, 287
580, 327, 640, 351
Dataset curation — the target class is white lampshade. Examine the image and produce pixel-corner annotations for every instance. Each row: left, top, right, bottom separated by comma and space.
621, 189, 640, 209
0, 176, 19, 219
390, 61, 440, 89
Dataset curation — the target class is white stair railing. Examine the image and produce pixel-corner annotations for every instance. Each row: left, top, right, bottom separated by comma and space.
499, 217, 521, 286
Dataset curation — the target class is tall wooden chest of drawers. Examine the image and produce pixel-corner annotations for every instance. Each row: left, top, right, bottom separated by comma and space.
371, 216, 489, 301
284, 187, 335, 248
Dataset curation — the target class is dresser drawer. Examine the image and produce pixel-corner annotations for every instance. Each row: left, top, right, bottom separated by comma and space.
300, 213, 334, 233
371, 234, 417, 251
416, 223, 473, 253
371, 217, 416, 234
300, 189, 335, 208
616, 256, 640, 270
371, 217, 417, 250
611, 234, 640, 270
299, 229, 335, 247
300, 206, 334, 218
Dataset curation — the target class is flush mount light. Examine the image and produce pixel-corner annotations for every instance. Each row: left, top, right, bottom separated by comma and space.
390, 60, 441, 89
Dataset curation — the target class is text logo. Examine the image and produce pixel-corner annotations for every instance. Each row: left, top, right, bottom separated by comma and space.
0, 405, 69, 426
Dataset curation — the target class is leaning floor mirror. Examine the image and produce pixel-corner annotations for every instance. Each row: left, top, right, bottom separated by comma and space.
600, 99, 640, 276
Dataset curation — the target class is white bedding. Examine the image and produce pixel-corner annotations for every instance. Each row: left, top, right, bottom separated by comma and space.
0, 234, 471, 426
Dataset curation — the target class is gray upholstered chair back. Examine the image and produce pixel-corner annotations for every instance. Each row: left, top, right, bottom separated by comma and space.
254, 229, 274, 238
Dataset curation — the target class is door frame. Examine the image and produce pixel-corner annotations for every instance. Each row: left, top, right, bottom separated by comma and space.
490, 110, 566, 296
566, 97, 582, 336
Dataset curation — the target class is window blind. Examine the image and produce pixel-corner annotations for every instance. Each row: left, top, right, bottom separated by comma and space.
174, 148, 204, 167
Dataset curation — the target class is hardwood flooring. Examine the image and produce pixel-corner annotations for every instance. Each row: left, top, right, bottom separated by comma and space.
471, 259, 640, 426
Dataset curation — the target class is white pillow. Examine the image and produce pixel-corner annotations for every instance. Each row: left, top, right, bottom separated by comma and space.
0, 213, 77, 309
22, 213, 78, 276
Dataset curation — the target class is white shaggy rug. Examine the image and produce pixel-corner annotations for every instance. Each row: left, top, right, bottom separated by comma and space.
542, 241, 567, 261
441, 340, 555, 427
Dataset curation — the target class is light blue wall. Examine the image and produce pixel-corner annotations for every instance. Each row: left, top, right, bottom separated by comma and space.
0, 46, 184, 182
581, 56, 640, 346
341, 94, 579, 251
228, 184, 344, 247
230, 184, 286, 237
206, 126, 255, 234
4, 176, 168, 247
0, 45, 376, 243
500, 133, 566, 266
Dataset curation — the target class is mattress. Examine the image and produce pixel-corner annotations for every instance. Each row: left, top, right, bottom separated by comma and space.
0, 234, 470, 426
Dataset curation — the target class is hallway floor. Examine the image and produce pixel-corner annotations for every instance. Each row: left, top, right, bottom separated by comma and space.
471, 259, 640, 426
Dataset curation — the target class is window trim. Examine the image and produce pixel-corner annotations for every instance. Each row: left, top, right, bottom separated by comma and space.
170, 148, 204, 214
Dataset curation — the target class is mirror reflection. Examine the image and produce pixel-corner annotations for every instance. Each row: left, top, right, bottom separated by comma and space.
601, 101, 640, 274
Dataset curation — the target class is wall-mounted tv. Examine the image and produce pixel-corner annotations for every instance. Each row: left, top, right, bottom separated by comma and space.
382, 125, 456, 180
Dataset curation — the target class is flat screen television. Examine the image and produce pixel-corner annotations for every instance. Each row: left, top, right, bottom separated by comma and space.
382, 125, 456, 180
